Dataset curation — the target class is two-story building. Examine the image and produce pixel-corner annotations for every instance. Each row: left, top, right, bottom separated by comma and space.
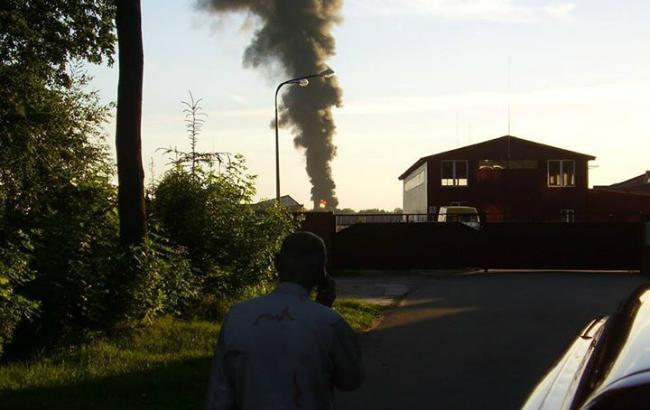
398, 135, 596, 222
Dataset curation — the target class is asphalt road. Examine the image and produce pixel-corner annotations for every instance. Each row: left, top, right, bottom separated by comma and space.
334, 271, 649, 410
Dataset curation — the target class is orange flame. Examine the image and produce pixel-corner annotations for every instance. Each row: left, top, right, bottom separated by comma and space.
319, 199, 327, 209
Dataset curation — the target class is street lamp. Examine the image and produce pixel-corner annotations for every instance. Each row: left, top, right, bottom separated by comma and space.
274, 68, 335, 202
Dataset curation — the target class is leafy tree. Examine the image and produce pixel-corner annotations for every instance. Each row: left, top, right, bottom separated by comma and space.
1, 1, 118, 277
0, 0, 115, 87
153, 156, 298, 301
3, 0, 148, 246
0, 68, 123, 353
0, 2, 202, 357
1, 2, 115, 233
152, 95, 298, 302
0, 67, 199, 353
1, 1, 119, 355
115, 0, 147, 246
1, 66, 112, 224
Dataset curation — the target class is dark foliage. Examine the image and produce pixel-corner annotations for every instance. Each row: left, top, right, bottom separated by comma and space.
151, 157, 299, 308
0, 236, 39, 357
1, 3, 297, 360
0, 0, 116, 87
104, 235, 201, 327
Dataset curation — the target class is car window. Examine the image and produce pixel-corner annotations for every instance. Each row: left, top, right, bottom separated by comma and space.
583, 381, 650, 410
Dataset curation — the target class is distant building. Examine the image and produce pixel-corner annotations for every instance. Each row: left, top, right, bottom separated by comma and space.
253, 195, 304, 212
399, 135, 650, 222
588, 172, 650, 221
594, 171, 650, 195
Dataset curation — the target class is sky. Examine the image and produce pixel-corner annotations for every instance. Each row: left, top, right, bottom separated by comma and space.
88, 0, 650, 210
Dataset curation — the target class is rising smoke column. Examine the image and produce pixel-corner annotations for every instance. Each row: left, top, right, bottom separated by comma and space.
199, 0, 342, 209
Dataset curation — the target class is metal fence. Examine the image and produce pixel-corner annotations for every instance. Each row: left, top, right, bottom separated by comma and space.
335, 213, 410, 231
334, 212, 649, 231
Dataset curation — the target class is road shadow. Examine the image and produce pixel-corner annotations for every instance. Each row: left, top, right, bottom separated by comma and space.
335, 271, 649, 410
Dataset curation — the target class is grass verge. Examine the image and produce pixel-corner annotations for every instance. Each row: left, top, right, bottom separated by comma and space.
0, 299, 383, 410
334, 298, 384, 332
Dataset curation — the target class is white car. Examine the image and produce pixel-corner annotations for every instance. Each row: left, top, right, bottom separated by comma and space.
437, 206, 481, 229
523, 284, 650, 410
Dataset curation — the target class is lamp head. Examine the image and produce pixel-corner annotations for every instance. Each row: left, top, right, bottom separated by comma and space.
319, 68, 335, 78
298, 78, 309, 87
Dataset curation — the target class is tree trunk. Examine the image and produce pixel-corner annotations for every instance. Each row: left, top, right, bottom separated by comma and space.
115, 0, 147, 246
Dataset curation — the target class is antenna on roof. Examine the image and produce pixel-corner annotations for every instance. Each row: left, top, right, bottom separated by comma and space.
456, 112, 460, 147
507, 56, 512, 167
507, 56, 512, 136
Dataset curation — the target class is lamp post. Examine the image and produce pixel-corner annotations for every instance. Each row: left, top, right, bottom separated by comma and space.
274, 68, 335, 202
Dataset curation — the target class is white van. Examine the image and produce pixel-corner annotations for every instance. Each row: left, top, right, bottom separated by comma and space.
437, 206, 481, 229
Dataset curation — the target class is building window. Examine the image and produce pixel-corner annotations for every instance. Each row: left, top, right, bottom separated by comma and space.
441, 160, 468, 187
404, 170, 425, 192
548, 160, 575, 187
561, 209, 575, 223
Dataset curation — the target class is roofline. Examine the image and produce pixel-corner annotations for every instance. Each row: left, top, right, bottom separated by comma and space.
253, 194, 303, 208
398, 135, 596, 180
607, 171, 650, 188
398, 157, 429, 180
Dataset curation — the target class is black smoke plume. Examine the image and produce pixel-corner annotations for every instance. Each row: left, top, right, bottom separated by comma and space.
199, 0, 342, 209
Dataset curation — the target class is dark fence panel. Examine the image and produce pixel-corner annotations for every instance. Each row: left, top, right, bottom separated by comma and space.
332, 222, 642, 271
333, 223, 481, 270
479, 223, 641, 270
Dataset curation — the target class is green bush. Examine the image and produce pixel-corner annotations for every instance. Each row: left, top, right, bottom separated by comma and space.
106, 237, 201, 326
0, 239, 39, 357
26, 170, 120, 338
151, 156, 298, 307
0, 67, 121, 355
0, 68, 200, 356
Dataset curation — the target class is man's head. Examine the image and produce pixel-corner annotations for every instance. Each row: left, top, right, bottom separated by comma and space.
275, 231, 327, 291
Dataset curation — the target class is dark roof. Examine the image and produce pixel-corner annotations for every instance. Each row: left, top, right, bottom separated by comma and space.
253, 195, 303, 210
593, 171, 650, 195
399, 135, 596, 180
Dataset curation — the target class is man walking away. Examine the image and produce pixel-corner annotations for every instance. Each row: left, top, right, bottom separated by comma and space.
205, 231, 364, 409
